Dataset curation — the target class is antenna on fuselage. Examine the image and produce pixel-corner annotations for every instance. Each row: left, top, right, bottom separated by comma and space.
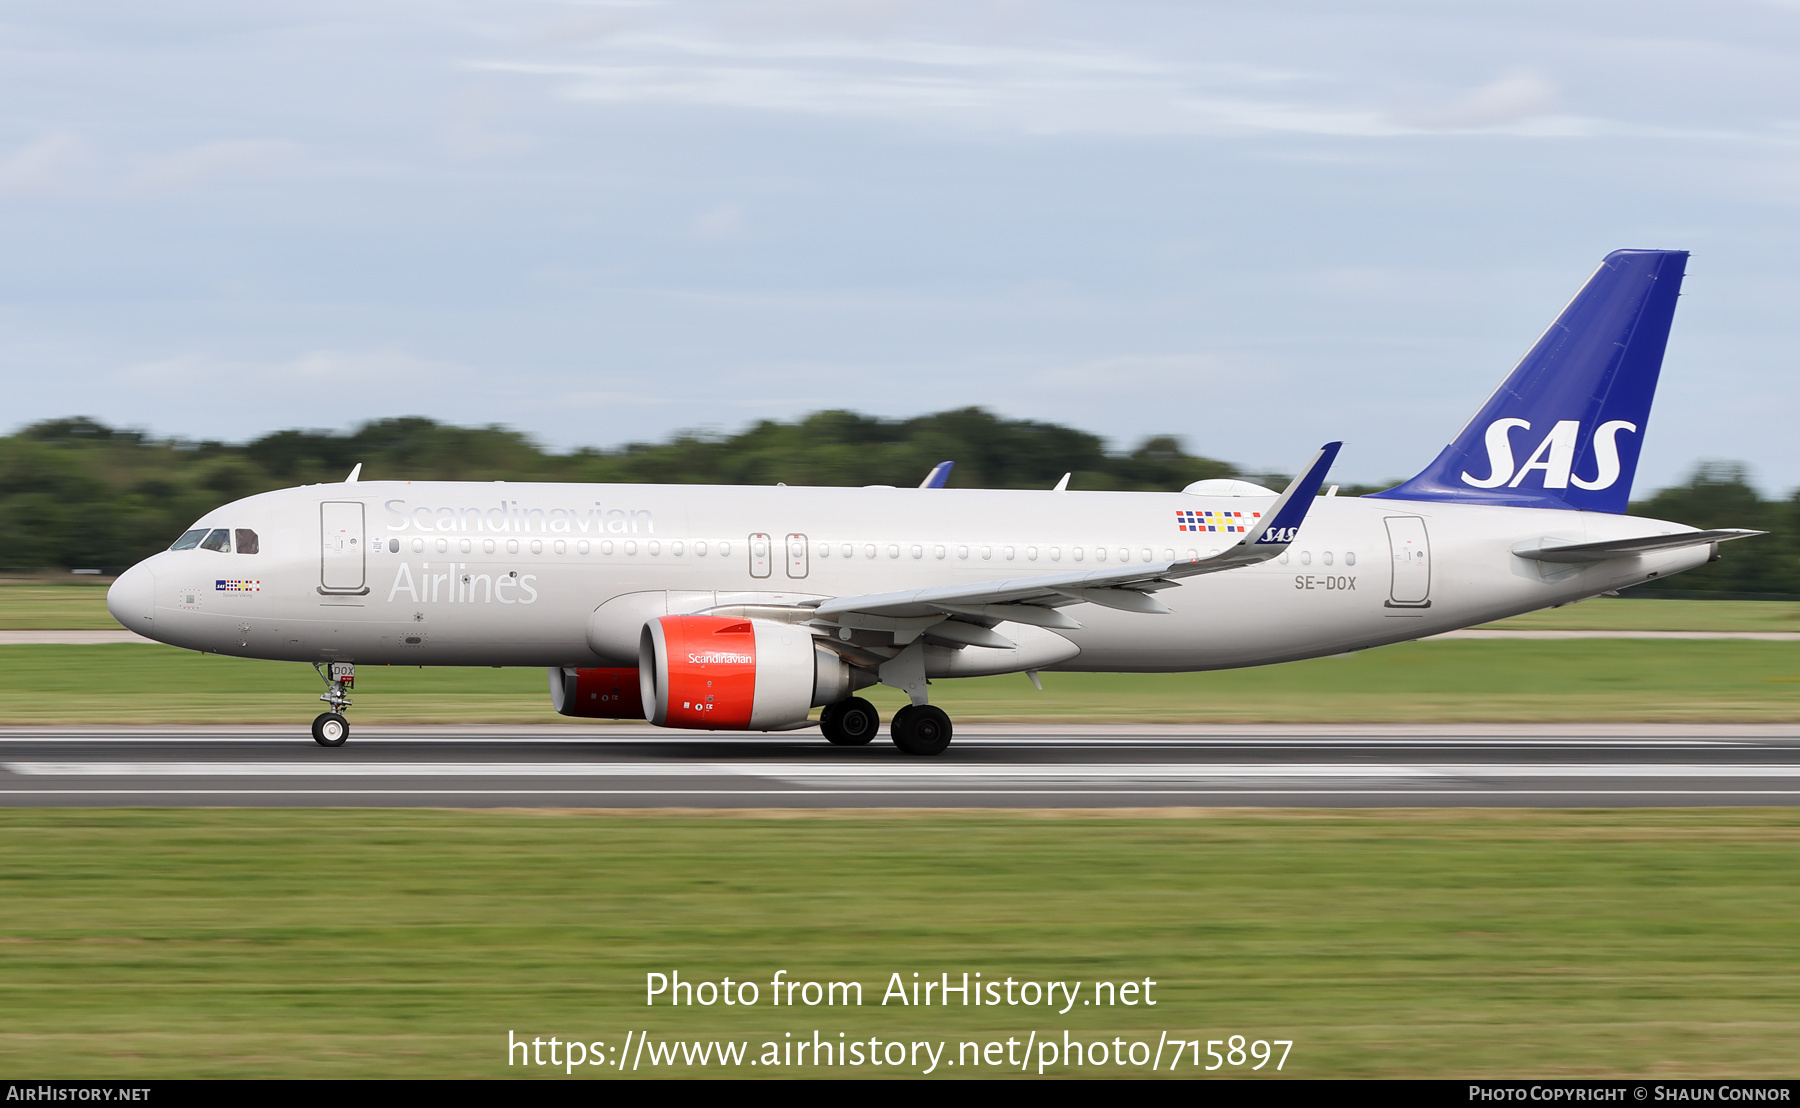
1052, 472, 1071, 492
345, 464, 362, 483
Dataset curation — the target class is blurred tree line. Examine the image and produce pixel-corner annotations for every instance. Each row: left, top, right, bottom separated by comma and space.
2, 412, 1793, 595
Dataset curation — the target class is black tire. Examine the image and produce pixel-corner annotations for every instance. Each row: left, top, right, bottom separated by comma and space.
312, 711, 349, 747
891, 704, 952, 756
820, 697, 880, 746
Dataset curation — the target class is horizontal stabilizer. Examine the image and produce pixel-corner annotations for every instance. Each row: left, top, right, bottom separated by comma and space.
1511, 529, 1762, 564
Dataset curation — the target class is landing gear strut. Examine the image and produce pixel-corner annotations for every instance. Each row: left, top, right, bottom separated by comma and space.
820, 697, 880, 745
890, 704, 953, 756
312, 662, 354, 747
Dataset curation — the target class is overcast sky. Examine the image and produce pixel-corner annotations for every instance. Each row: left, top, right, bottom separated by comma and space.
2, 1, 1797, 491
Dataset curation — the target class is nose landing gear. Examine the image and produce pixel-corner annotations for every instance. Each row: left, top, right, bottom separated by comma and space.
312, 662, 354, 747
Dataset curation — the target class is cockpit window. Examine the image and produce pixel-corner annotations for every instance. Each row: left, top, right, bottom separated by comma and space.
234, 529, 259, 555
170, 528, 208, 551
199, 528, 232, 553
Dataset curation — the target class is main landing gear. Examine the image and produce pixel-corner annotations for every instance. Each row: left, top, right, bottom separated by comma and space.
312, 662, 354, 747
890, 704, 953, 757
819, 697, 880, 746
820, 698, 954, 755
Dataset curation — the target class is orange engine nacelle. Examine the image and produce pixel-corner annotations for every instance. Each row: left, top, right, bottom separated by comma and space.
549, 666, 646, 719
638, 615, 865, 731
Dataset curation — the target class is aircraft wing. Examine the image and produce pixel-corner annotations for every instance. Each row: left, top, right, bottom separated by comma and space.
808, 442, 1342, 630
1511, 529, 1763, 564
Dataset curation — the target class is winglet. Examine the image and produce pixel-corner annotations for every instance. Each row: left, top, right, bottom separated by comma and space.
1241, 442, 1341, 549
919, 461, 954, 489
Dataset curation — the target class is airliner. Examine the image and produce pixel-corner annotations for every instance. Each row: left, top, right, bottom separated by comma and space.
105, 249, 1756, 754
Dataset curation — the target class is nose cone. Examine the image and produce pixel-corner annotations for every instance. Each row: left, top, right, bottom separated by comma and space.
107, 562, 156, 635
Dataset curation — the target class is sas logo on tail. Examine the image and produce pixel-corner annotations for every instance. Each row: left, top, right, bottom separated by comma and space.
1459, 419, 1637, 491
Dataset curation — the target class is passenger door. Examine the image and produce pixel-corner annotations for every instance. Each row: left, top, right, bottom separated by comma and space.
1383, 516, 1431, 608
748, 533, 772, 579
320, 502, 368, 593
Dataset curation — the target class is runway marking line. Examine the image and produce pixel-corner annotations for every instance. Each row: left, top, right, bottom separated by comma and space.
9, 761, 1800, 779
7, 788, 1800, 798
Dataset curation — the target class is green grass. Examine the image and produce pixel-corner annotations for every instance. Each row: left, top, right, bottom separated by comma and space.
0, 585, 119, 630
5, 639, 1800, 723
1478, 597, 1800, 632
0, 809, 1796, 1078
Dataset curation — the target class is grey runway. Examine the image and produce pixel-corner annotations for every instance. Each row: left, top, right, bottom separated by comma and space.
5, 723, 1800, 808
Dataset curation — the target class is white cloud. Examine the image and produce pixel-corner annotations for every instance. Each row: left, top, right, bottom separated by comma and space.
0, 133, 95, 193
114, 349, 467, 392
132, 140, 305, 189
688, 202, 745, 241
442, 87, 539, 159
1393, 71, 1560, 132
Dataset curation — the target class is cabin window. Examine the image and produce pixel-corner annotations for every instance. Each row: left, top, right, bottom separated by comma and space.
1094, 547, 1107, 562
199, 528, 232, 553
887, 544, 900, 559
460, 538, 472, 554
578, 540, 590, 555
234, 529, 259, 555
170, 528, 207, 551
1299, 551, 1311, 565
555, 540, 568, 555
1345, 551, 1356, 566
1323, 551, 1334, 566
910, 545, 923, 560
957, 545, 969, 560
437, 538, 449, 553
1072, 547, 1083, 561
483, 539, 496, 554
389, 539, 400, 553
1026, 547, 1038, 561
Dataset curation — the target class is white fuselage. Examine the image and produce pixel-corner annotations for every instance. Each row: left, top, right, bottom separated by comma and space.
107, 480, 1709, 673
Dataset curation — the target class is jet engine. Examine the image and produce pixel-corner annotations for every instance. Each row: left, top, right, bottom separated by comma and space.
638, 615, 870, 730
549, 666, 645, 719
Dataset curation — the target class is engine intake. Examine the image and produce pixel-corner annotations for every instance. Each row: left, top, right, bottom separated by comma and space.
549, 666, 646, 719
639, 615, 869, 730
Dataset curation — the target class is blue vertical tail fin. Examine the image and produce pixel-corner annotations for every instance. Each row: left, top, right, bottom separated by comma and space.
1370, 248, 1688, 513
